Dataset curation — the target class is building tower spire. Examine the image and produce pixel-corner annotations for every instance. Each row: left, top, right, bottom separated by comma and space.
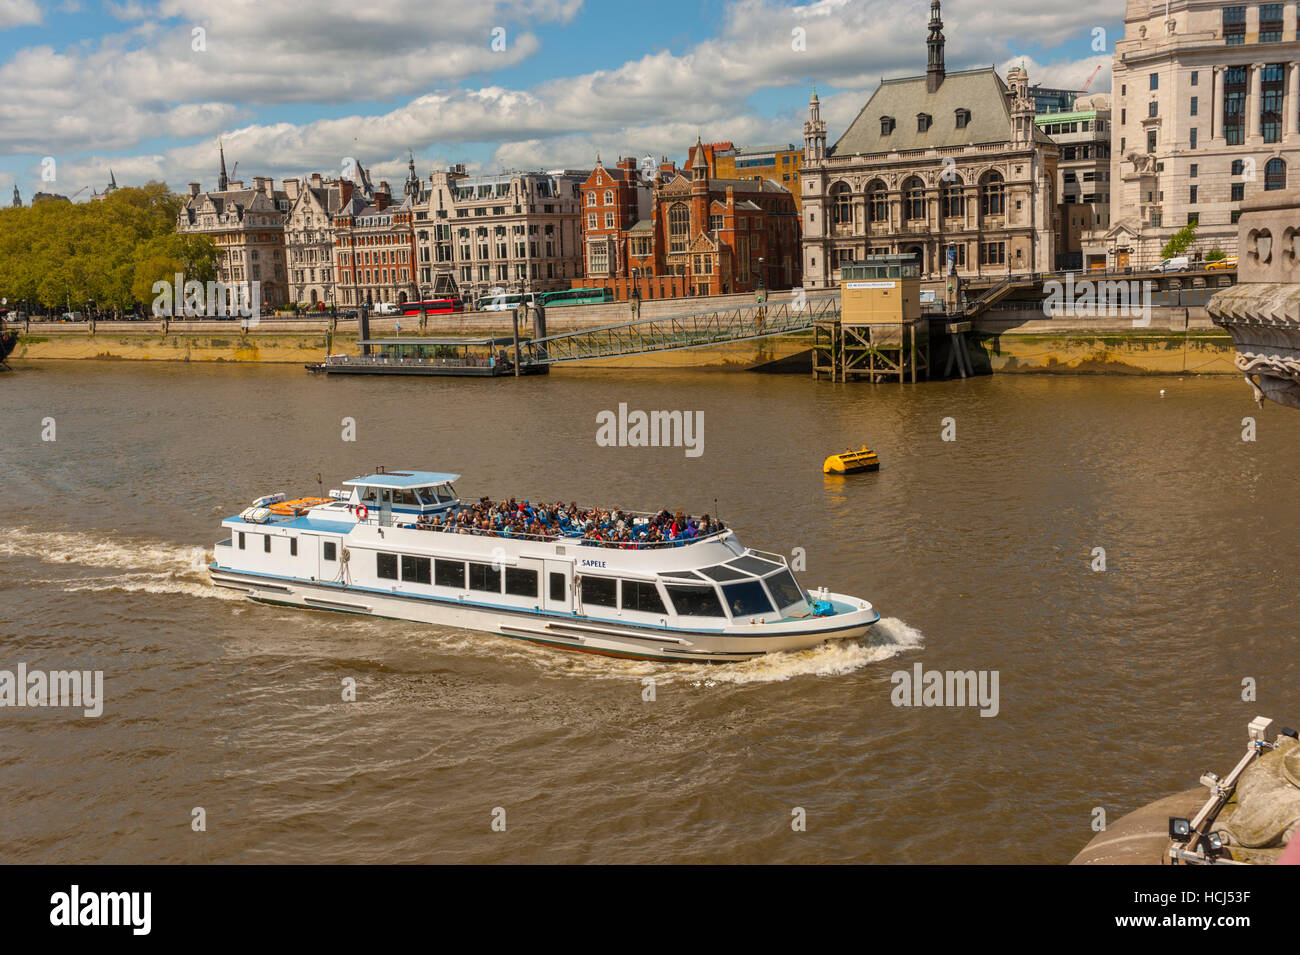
926, 0, 946, 94
11, 184, 20, 207
218, 136, 229, 191
404, 151, 420, 199
804, 88, 827, 163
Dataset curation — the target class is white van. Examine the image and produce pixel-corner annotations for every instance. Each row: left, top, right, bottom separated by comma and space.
1151, 256, 1190, 273
373, 302, 399, 315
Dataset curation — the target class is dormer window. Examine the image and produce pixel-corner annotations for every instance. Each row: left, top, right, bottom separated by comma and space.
880, 116, 896, 135
955, 108, 971, 129
917, 113, 932, 133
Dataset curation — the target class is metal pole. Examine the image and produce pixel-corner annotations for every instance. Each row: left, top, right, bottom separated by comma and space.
512, 305, 521, 377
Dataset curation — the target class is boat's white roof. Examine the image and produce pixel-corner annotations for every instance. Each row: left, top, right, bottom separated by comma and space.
343, 471, 460, 488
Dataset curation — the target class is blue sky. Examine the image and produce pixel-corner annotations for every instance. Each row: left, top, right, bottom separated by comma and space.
0, 0, 1122, 200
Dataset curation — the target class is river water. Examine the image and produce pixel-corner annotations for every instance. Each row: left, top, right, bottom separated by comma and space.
1, 361, 1296, 864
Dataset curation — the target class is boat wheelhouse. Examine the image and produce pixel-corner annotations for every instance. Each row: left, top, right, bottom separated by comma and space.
209, 469, 879, 662
308, 337, 547, 377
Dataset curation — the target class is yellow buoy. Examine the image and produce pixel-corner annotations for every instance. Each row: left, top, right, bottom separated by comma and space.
823, 445, 880, 474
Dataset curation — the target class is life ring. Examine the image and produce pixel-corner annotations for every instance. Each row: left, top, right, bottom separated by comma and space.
354, 504, 369, 521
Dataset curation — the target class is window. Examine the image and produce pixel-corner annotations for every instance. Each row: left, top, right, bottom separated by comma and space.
1260, 4, 1283, 42
376, 552, 399, 580
1189, 128, 1197, 149
830, 182, 853, 225
1231, 182, 1245, 202
1265, 158, 1286, 191
880, 116, 895, 135
1189, 185, 1197, 204
504, 567, 538, 598
1231, 159, 1245, 176
1146, 130, 1157, 153
604, 212, 615, 229
954, 108, 970, 129
401, 555, 431, 585
585, 192, 596, 206
238, 532, 245, 550
903, 176, 925, 221
1223, 6, 1245, 45
664, 583, 725, 618
867, 181, 887, 222
917, 113, 932, 133
668, 203, 689, 253
765, 569, 804, 610
264, 535, 271, 553
980, 241, 1006, 265
435, 559, 464, 588
1148, 101, 1158, 118
1149, 73, 1158, 90
1187, 212, 1199, 225
1190, 71, 1198, 87
1189, 96, 1198, 117
1262, 64, 1284, 143
580, 575, 618, 607
721, 580, 775, 617
603, 190, 614, 204
1190, 164, 1198, 178
710, 213, 723, 231
468, 562, 501, 592
622, 579, 667, 614
549, 572, 565, 601
290, 537, 297, 557
979, 171, 1004, 216
323, 541, 336, 561
941, 178, 964, 218
586, 212, 596, 230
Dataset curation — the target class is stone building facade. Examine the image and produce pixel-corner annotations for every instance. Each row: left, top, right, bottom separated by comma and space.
282, 172, 363, 308
1036, 93, 1114, 269
799, 0, 1059, 285
1104, 0, 1300, 267
331, 183, 418, 309
176, 144, 291, 308
416, 167, 586, 306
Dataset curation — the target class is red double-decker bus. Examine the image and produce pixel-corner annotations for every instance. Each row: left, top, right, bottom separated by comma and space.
399, 298, 465, 317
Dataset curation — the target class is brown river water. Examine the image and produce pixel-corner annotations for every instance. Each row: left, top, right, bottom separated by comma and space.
0, 361, 1296, 864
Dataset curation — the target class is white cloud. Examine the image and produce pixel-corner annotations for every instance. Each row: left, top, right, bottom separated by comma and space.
0, 0, 41, 28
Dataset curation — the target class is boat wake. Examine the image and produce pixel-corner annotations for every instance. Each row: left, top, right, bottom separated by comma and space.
0, 526, 234, 600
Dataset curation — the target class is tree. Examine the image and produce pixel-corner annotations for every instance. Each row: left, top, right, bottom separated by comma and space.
1162, 222, 1198, 259
1205, 247, 1226, 262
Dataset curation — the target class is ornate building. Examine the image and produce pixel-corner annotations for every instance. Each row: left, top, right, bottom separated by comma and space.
577, 141, 801, 300
331, 181, 418, 309
176, 142, 290, 307
799, 0, 1059, 284
282, 171, 368, 308
1102, 0, 1300, 268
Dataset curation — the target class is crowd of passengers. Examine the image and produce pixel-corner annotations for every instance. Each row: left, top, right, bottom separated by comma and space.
411, 497, 725, 547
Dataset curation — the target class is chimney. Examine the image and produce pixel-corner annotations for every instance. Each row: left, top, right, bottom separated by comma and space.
189, 182, 201, 197
374, 183, 390, 211
311, 172, 323, 187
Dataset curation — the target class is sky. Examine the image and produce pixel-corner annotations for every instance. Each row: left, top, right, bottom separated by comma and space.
0, 0, 1124, 201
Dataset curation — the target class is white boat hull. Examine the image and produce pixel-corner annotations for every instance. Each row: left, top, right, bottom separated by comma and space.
208, 567, 879, 663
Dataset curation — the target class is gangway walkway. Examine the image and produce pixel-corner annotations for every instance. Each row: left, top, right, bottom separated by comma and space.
531, 294, 839, 364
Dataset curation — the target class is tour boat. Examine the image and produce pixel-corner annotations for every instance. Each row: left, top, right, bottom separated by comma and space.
208, 469, 880, 662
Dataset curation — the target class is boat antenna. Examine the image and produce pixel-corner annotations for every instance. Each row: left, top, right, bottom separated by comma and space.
316, 472, 323, 493
714, 496, 719, 520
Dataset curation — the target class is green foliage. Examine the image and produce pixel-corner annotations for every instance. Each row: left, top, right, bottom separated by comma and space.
0, 183, 218, 314
1205, 247, 1226, 262
1161, 222, 1198, 259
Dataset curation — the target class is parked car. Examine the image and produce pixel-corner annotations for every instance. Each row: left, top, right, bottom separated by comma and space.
1151, 256, 1191, 273
1205, 256, 1238, 271
373, 302, 399, 315
59, 311, 85, 322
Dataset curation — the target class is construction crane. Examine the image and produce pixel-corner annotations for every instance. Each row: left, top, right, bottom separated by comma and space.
1080, 64, 1103, 93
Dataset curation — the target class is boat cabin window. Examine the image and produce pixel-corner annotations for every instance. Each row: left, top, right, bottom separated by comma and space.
721, 579, 774, 617
238, 532, 246, 550
290, 537, 298, 557
727, 555, 783, 575
377, 552, 399, 580
664, 583, 725, 618
699, 564, 747, 582
435, 559, 465, 588
549, 572, 566, 601
622, 579, 666, 615
580, 576, 618, 608
468, 562, 501, 592
359, 486, 380, 506
401, 555, 432, 584
764, 569, 804, 611
263, 535, 271, 553
323, 541, 337, 561
392, 488, 420, 507
505, 567, 539, 598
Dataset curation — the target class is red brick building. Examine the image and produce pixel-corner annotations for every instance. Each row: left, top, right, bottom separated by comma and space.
577, 138, 801, 301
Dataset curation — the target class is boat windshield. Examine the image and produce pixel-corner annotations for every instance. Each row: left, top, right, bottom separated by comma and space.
764, 568, 805, 611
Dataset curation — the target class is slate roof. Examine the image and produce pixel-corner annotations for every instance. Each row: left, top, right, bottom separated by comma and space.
829, 68, 1054, 156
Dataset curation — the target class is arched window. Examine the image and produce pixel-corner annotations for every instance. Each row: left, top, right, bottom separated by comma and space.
903, 176, 926, 221
604, 189, 615, 204
1265, 157, 1286, 191
980, 171, 1005, 216
668, 203, 690, 252
941, 177, 965, 218
866, 180, 888, 223
586, 192, 596, 206
829, 182, 853, 226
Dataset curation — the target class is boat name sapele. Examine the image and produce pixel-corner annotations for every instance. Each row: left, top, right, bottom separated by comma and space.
208, 469, 880, 662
